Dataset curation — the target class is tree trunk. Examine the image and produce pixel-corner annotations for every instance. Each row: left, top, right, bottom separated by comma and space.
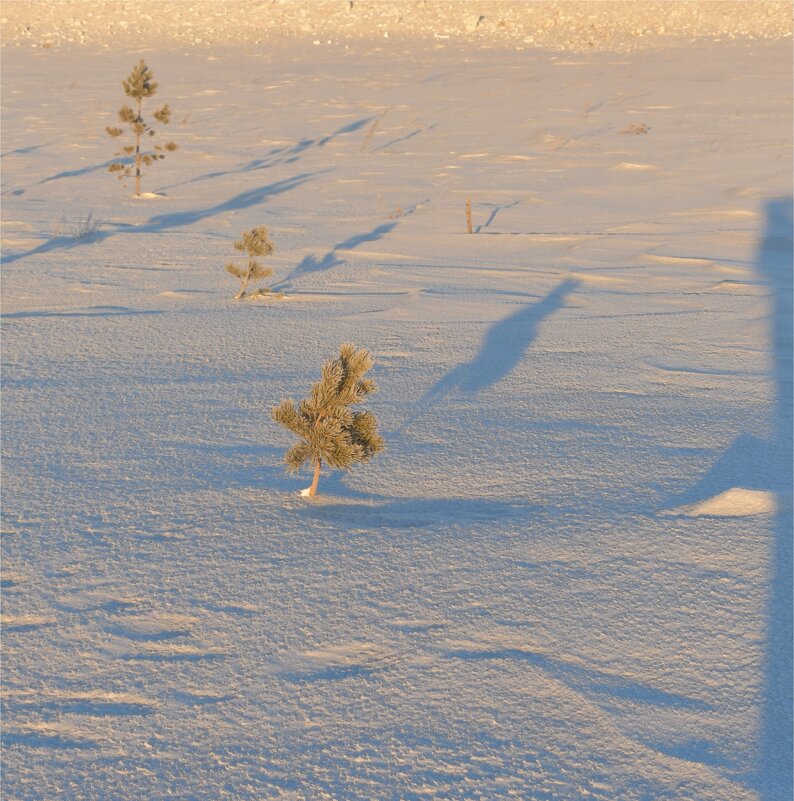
134, 135, 141, 196
135, 98, 142, 196
235, 266, 252, 299
308, 459, 321, 497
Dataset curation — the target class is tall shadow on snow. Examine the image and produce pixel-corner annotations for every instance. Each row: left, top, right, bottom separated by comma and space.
3, 118, 372, 196
757, 198, 793, 801
1, 172, 319, 265
660, 201, 792, 797
273, 221, 396, 290
160, 116, 373, 192
402, 278, 578, 428
140, 172, 320, 231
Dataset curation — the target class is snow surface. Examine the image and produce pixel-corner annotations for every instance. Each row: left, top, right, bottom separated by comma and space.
1, 28, 793, 801
672, 487, 778, 518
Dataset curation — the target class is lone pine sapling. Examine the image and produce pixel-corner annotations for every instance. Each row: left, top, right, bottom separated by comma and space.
272, 344, 385, 497
106, 60, 178, 196
225, 226, 276, 299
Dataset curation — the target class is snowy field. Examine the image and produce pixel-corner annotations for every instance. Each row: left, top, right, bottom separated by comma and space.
1, 16, 792, 801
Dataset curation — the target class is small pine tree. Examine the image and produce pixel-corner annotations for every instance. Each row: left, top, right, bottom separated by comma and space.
106, 60, 178, 196
225, 227, 275, 299
272, 344, 385, 497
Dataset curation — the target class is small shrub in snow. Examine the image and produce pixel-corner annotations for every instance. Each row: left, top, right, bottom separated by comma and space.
272, 343, 385, 498
106, 60, 178, 196
225, 226, 276, 299
56, 212, 101, 240
70, 212, 101, 240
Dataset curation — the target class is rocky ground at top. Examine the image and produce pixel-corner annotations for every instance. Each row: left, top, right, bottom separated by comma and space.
1, 0, 792, 52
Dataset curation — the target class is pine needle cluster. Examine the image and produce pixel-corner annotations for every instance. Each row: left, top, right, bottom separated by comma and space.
225, 227, 276, 299
272, 344, 385, 496
107, 60, 178, 196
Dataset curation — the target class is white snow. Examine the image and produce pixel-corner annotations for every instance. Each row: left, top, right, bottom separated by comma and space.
1, 10, 792, 801
673, 488, 778, 518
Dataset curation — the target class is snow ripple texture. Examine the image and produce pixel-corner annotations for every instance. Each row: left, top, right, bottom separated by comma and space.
1, 16, 792, 801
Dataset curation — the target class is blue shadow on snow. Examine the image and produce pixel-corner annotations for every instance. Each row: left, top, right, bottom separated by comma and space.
669, 199, 794, 798
1, 171, 320, 265
273, 221, 397, 290
448, 646, 711, 711
403, 278, 579, 428
159, 116, 372, 192
1, 306, 164, 320
757, 198, 793, 801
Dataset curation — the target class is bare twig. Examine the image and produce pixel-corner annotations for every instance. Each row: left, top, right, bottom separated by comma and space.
361, 109, 388, 152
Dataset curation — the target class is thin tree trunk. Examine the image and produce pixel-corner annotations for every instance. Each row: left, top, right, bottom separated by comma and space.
134, 134, 141, 195
135, 98, 142, 196
308, 459, 321, 497
235, 268, 252, 299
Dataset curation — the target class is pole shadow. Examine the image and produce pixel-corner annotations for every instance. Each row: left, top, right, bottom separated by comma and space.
757, 198, 793, 801
657, 199, 791, 798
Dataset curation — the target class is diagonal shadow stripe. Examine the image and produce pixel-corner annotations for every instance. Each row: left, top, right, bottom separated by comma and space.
2, 171, 322, 265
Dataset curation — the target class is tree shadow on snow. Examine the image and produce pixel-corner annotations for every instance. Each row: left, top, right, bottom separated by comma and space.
166, 440, 297, 494
1, 306, 164, 320
275, 461, 533, 527
474, 199, 521, 233
448, 646, 711, 711
5, 117, 371, 196
1, 171, 321, 265
37, 158, 130, 186
272, 221, 397, 291
298, 495, 530, 530
0, 142, 51, 159
402, 278, 579, 430
370, 123, 438, 153
160, 115, 373, 192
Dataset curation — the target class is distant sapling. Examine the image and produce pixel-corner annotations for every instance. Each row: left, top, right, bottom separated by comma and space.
106, 60, 178, 196
272, 344, 385, 497
225, 226, 276, 299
